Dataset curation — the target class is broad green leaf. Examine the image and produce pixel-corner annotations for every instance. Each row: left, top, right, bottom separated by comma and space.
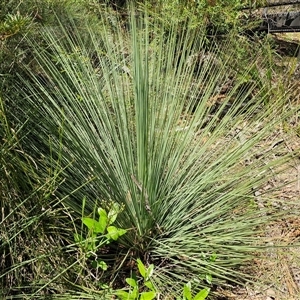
140, 291, 156, 300
115, 289, 138, 300
183, 282, 192, 300
209, 253, 217, 262
205, 274, 212, 284
106, 226, 119, 240
82, 217, 102, 233
126, 277, 137, 288
98, 208, 108, 233
117, 228, 127, 237
131, 288, 138, 299
194, 288, 210, 300
108, 202, 121, 225
145, 264, 154, 280
137, 258, 146, 278
97, 260, 108, 270
115, 290, 131, 300
106, 226, 126, 240
144, 280, 155, 291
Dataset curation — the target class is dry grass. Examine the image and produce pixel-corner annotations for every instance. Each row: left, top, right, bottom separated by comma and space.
218, 113, 300, 299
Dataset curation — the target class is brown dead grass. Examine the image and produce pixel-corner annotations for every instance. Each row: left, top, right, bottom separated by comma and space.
217, 127, 300, 300
220, 104, 300, 300
216, 31, 300, 298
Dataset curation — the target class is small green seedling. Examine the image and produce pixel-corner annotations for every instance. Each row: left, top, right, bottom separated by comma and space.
74, 201, 126, 270
198, 253, 217, 284
115, 258, 156, 300
180, 253, 215, 300
182, 282, 210, 300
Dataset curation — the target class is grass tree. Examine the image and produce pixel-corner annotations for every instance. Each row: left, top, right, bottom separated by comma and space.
15, 6, 293, 297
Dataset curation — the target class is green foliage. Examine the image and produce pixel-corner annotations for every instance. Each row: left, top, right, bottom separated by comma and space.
115, 259, 211, 300
0, 12, 31, 39
86, 0, 260, 34
75, 200, 127, 271
182, 282, 210, 300
115, 259, 157, 300
0, 0, 98, 108
5, 3, 293, 299
138, 0, 250, 32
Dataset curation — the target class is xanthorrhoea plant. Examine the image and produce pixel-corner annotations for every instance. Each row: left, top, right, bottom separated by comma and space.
19, 7, 291, 296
